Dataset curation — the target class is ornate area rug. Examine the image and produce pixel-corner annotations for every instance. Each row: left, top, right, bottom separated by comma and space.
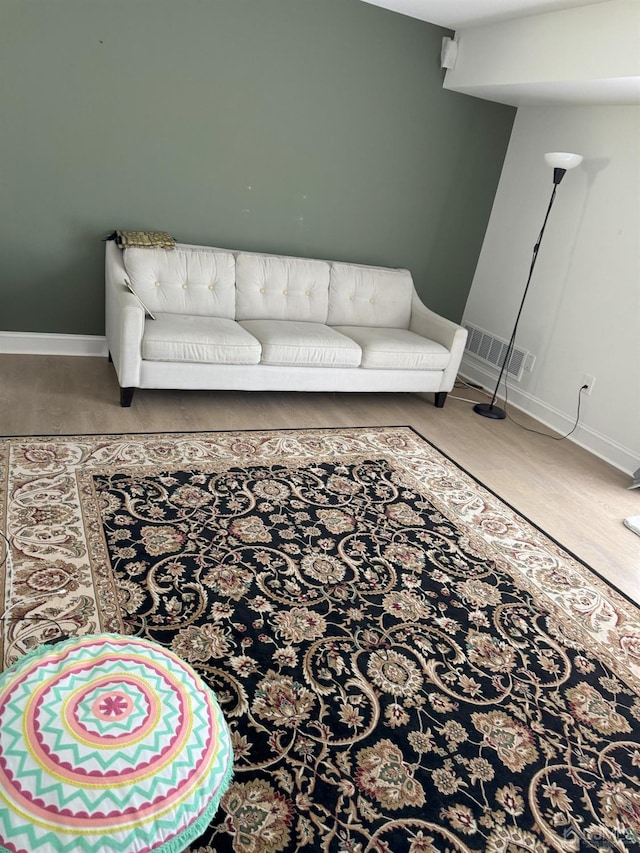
1, 427, 639, 853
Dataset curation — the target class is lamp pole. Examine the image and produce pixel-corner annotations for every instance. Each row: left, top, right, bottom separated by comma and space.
473, 153, 583, 420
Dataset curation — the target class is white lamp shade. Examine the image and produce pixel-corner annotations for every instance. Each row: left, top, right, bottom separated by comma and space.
544, 152, 583, 170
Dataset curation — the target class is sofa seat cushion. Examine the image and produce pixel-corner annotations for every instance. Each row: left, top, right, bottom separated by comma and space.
331, 326, 450, 370
142, 314, 261, 364
240, 320, 361, 368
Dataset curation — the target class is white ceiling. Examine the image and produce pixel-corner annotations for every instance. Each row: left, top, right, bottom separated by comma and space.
361, 0, 613, 29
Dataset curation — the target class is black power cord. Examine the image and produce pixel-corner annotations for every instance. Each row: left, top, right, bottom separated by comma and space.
503, 379, 588, 441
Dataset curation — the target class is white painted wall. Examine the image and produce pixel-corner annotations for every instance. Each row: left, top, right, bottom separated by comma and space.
446, 0, 639, 85
443, 0, 640, 105
461, 104, 640, 473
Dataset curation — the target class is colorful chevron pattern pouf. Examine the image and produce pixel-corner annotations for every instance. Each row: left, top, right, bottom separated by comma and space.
0, 633, 233, 853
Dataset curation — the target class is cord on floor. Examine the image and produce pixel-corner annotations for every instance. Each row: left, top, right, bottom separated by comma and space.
505, 384, 588, 440
456, 375, 587, 441
451, 378, 492, 404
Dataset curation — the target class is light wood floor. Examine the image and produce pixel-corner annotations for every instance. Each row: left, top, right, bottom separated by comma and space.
1, 353, 638, 604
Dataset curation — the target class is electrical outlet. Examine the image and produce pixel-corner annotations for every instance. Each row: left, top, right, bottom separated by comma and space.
581, 374, 596, 395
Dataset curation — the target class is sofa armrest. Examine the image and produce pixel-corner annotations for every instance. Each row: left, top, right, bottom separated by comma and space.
105, 242, 145, 389
409, 293, 468, 392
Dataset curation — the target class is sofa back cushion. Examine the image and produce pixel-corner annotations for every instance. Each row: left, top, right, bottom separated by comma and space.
327, 263, 414, 328
123, 246, 236, 318
235, 253, 330, 322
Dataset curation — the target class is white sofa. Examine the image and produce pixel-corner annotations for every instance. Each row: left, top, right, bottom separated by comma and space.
105, 241, 468, 408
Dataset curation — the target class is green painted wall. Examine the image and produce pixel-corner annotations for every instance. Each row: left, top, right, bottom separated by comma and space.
1, 0, 514, 335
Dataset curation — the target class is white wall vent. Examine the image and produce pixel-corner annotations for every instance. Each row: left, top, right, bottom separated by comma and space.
463, 323, 529, 382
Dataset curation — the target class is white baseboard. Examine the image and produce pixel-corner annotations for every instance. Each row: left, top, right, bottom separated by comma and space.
460, 355, 638, 478
0, 331, 108, 357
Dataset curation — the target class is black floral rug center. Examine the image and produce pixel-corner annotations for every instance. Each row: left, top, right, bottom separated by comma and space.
94, 455, 640, 853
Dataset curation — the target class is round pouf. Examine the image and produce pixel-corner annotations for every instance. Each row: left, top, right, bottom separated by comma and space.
0, 633, 233, 853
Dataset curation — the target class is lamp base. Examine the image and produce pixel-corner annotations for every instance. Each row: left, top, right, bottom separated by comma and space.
473, 402, 506, 420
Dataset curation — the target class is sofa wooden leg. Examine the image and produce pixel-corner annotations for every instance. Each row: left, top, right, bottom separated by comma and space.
434, 392, 447, 408
120, 387, 135, 407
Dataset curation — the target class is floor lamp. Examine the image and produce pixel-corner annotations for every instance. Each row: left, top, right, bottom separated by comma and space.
473, 151, 583, 420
